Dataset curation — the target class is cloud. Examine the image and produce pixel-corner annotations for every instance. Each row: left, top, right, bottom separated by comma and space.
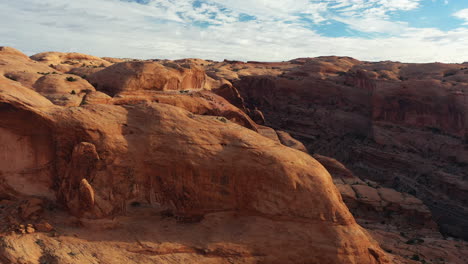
454, 8, 468, 24
0, 0, 467, 63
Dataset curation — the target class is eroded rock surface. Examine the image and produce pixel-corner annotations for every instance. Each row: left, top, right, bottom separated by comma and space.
210, 56, 468, 241
0, 47, 391, 264
2, 47, 468, 264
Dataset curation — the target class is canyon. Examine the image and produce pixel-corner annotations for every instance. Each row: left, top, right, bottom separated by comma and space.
0, 46, 466, 263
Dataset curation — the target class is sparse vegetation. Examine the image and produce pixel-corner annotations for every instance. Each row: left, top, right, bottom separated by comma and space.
406, 238, 424, 245
4, 74, 17, 81
443, 71, 456, 77
337, 71, 347, 76
379, 72, 390, 79
35, 239, 45, 247
427, 126, 442, 134
66, 76, 78, 82
130, 201, 141, 207
163, 62, 180, 69
37, 72, 58, 75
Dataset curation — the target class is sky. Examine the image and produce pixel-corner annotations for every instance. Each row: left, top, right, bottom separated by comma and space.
1, 0, 468, 62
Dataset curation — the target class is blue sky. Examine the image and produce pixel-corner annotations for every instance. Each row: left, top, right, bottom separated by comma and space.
1, 0, 468, 62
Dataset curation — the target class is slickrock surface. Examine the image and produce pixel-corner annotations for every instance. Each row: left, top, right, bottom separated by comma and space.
0, 47, 393, 264
208, 57, 468, 242
87, 61, 207, 95
30, 51, 112, 72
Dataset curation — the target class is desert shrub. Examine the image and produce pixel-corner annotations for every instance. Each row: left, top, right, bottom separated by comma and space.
4, 74, 17, 81
130, 201, 141, 207
406, 238, 424, 245
66, 76, 78, 82
443, 71, 457, 77
428, 126, 442, 134
37, 72, 50, 75
337, 71, 347, 76
163, 62, 180, 69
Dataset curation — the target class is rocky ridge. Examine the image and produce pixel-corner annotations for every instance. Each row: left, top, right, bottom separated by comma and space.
0, 47, 467, 263
0, 47, 392, 264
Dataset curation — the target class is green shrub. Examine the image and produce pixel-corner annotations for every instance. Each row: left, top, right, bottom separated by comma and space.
66, 76, 78, 82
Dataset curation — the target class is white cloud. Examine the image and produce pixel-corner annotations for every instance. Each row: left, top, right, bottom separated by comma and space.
0, 0, 467, 63
454, 8, 468, 24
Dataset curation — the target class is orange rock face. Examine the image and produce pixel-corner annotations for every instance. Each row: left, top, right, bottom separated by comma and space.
0, 47, 392, 264
217, 57, 468, 242
30, 51, 113, 72
88, 61, 207, 95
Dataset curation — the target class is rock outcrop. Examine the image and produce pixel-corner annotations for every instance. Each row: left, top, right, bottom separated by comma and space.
0, 48, 391, 264
314, 154, 435, 229
30, 51, 113, 72
2, 47, 468, 264
212, 56, 468, 241
88, 61, 207, 95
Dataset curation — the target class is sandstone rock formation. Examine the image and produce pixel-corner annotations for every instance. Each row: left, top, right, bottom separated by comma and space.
0, 47, 57, 89
30, 51, 112, 72
210, 57, 468, 242
0, 47, 392, 264
2, 47, 468, 264
87, 61, 207, 95
313, 154, 468, 264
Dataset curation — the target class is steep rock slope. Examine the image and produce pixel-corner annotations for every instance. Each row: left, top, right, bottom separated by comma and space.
315, 154, 468, 264
210, 57, 468, 240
